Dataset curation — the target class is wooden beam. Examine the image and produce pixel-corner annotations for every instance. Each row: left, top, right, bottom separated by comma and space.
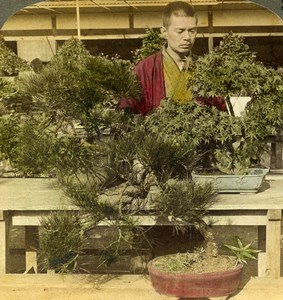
76, 0, 81, 40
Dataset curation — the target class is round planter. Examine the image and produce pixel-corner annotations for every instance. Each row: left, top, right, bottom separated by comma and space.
147, 255, 243, 299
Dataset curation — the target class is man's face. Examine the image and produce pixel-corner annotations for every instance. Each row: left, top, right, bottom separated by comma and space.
162, 15, 197, 57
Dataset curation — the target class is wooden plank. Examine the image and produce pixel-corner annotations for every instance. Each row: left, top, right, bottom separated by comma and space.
268, 209, 282, 220
2, 177, 283, 212
265, 209, 282, 278
12, 213, 267, 227
258, 252, 267, 277
13, 215, 43, 226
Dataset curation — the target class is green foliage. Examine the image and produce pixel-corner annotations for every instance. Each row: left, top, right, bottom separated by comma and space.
56, 164, 150, 268
189, 32, 283, 171
12, 38, 140, 138
0, 77, 17, 102
55, 137, 107, 184
1, 38, 142, 175
14, 116, 59, 176
224, 237, 261, 265
0, 114, 21, 163
60, 179, 115, 223
154, 180, 215, 224
132, 28, 165, 63
0, 38, 31, 75
50, 38, 91, 67
3, 32, 279, 272
193, 33, 266, 99
142, 98, 244, 170
38, 211, 85, 273
0, 114, 59, 176
105, 126, 199, 183
99, 218, 148, 266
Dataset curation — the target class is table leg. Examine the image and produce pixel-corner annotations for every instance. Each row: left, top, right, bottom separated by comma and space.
257, 225, 266, 277
0, 211, 8, 274
25, 226, 39, 273
265, 209, 282, 278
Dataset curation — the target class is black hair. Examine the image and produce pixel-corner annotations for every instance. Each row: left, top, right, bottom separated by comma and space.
163, 1, 197, 28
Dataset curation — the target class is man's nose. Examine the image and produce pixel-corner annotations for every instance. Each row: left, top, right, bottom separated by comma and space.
183, 31, 193, 40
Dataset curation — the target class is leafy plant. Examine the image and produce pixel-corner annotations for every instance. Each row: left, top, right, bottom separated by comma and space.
38, 211, 85, 273
193, 32, 266, 101
132, 28, 165, 64
191, 32, 283, 172
224, 237, 261, 265
0, 37, 31, 76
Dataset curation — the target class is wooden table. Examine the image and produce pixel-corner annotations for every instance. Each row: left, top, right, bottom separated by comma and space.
1, 174, 283, 277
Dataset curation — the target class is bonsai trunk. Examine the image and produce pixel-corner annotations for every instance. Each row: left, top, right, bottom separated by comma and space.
193, 220, 218, 257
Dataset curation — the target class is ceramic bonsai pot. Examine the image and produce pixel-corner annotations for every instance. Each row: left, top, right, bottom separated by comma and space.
147, 256, 243, 298
191, 168, 269, 193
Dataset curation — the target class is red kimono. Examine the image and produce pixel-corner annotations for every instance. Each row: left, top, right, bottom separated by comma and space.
118, 50, 165, 115
118, 50, 227, 114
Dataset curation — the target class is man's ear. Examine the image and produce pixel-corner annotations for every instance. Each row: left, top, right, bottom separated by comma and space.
160, 26, 167, 39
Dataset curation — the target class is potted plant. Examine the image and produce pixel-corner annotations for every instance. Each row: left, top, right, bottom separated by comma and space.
189, 33, 283, 192
129, 31, 282, 193
147, 235, 260, 298
167, 32, 283, 192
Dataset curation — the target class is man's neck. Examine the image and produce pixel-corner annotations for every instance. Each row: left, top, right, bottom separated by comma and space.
166, 47, 190, 70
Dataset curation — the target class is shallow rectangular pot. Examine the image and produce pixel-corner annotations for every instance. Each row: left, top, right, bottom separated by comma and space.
191, 168, 269, 193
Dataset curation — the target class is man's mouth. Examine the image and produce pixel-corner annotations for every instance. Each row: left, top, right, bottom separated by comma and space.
180, 44, 191, 48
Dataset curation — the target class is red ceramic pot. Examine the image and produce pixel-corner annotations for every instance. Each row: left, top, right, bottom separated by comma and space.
147, 256, 243, 299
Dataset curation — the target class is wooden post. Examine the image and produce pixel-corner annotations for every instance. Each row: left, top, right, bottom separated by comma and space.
25, 226, 39, 273
0, 211, 8, 274
275, 133, 283, 169
257, 226, 266, 277
76, 0, 81, 40
265, 209, 282, 278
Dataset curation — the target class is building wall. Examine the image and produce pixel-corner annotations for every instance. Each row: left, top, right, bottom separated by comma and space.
1, 3, 283, 63
17, 39, 56, 62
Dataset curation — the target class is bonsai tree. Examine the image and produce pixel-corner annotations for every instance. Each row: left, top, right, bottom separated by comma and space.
0, 38, 141, 176
192, 33, 283, 173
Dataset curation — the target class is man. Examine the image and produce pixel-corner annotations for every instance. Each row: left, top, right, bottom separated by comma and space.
119, 1, 198, 115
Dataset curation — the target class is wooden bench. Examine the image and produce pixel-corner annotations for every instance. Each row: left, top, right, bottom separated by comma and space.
1, 174, 283, 277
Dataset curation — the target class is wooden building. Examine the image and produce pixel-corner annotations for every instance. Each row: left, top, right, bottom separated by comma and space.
0, 0, 283, 66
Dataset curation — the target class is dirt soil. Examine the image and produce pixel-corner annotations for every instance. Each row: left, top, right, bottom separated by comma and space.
151, 252, 238, 274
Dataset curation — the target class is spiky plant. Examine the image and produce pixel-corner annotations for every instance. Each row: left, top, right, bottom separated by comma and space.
38, 211, 85, 273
